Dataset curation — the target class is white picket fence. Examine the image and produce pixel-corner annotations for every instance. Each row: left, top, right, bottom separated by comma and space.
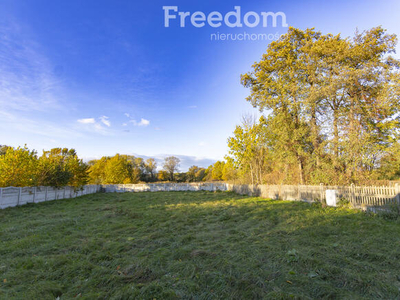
228, 183, 400, 209
0, 185, 101, 209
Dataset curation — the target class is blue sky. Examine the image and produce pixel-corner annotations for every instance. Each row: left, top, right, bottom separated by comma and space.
1, 0, 399, 170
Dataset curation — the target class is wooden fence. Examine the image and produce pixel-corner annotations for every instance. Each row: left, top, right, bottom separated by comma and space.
228, 184, 400, 209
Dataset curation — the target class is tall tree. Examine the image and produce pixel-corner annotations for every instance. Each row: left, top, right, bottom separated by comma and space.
222, 158, 237, 181
227, 116, 270, 184
187, 165, 200, 182
64, 149, 88, 188
195, 168, 206, 182
144, 158, 157, 181
240, 26, 400, 185
0, 146, 38, 187
158, 170, 169, 181
103, 154, 133, 184
211, 161, 225, 181
339, 27, 400, 182
129, 156, 145, 182
88, 157, 109, 184
241, 28, 322, 184
37, 148, 87, 188
163, 156, 180, 181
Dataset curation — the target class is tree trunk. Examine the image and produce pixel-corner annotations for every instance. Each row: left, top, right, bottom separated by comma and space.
249, 164, 254, 185
333, 101, 339, 161
311, 106, 320, 166
297, 155, 304, 185
348, 95, 356, 181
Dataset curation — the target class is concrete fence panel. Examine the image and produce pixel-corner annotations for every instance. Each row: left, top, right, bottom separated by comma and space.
0, 185, 101, 209
2, 182, 400, 211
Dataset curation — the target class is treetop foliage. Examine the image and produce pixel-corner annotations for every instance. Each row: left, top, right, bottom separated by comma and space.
0, 146, 88, 188
231, 26, 400, 185
0, 146, 230, 188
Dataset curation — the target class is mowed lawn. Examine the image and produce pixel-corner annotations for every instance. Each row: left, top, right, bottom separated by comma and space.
1, 192, 400, 299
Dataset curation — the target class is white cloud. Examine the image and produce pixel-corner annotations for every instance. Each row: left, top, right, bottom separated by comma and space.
99, 116, 111, 127
75, 116, 113, 135
124, 113, 130, 118
94, 123, 104, 131
77, 118, 96, 124
128, 118, 150, 127
188, 105, 197, 109
138, 118, 150, 126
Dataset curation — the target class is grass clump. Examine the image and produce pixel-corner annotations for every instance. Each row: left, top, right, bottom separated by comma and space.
1, 191, 400, 299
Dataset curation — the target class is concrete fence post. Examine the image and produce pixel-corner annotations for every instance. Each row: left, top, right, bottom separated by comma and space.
33, 187, 36, 203
45, 186, 48, 202
297, 185, 300, 201
320, 183, 324, 204
395, 183, 400, 205
0, 187, 2, 208
17, 187, 22, 206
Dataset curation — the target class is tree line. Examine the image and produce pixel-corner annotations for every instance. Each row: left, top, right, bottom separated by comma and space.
86, 154, 237, 184
0, 145, 233, 188
228, 26, 400, 185
85, 154, 234, 184
0, 146, 87, 188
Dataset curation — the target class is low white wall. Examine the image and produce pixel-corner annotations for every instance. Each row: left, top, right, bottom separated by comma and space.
0, 185, 101, 209
2, 182, 399, 210
101, 182, 229, 193
0, 183, 336, 210
102, 183, 324, 203
0, 183, 227, 209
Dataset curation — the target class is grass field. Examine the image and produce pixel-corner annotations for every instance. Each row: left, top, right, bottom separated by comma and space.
1, 191, 400, 299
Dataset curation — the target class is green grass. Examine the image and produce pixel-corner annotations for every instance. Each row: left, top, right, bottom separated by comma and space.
1, 191, 400, 299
